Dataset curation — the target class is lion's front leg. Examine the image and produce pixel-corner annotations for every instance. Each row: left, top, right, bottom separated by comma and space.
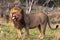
17, 29, 22, 40
25, 25, 30, 39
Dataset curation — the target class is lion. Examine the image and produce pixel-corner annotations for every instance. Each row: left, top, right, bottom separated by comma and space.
10, 7, 59, 40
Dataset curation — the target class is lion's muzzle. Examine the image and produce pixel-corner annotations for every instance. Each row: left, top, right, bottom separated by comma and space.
12, 16, 17, 21
12, 13, 18, 21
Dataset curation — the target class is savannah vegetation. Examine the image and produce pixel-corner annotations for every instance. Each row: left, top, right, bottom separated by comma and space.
0, 20, 60, 40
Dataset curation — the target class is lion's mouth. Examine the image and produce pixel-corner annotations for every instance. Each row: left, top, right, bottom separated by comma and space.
12, 16, 17, 21
12, 13, 18, 21
12, 16, 15, 20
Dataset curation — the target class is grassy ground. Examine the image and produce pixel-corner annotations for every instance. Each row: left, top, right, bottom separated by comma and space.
0, 21, 60, 40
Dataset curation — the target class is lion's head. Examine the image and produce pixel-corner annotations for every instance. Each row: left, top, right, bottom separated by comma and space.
10, 7, 22, 21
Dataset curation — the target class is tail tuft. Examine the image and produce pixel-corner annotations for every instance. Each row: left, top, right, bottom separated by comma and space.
56, 25, 59, 28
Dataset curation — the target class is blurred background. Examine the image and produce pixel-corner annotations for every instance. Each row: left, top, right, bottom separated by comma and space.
0, 0, 60, 24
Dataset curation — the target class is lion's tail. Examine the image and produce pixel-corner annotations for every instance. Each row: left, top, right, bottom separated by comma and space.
47, 16, 59, 30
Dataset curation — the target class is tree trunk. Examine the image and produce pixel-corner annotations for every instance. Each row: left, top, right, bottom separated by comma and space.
26, 0, 34, 14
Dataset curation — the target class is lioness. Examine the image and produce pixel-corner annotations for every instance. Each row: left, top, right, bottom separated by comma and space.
10, 7, 59, 40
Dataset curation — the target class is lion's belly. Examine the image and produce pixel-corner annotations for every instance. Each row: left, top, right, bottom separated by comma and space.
26, 13, 47, 28
29, 16, 40, 28
29, 21, 40, 28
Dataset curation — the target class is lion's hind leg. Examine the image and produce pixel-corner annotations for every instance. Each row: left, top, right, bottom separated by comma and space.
38, 23, 47, 39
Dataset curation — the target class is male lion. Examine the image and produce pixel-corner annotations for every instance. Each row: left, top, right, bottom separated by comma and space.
10, 7, 59, 40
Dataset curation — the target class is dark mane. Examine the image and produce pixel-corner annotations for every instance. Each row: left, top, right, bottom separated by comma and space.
19, 7, 26, 26
21, 8, 24, 18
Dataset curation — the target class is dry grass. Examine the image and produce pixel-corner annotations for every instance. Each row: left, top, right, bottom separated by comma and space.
54, 32, 60, 40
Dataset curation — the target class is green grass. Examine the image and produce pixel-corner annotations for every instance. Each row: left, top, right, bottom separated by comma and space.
0, 23, 60, 40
